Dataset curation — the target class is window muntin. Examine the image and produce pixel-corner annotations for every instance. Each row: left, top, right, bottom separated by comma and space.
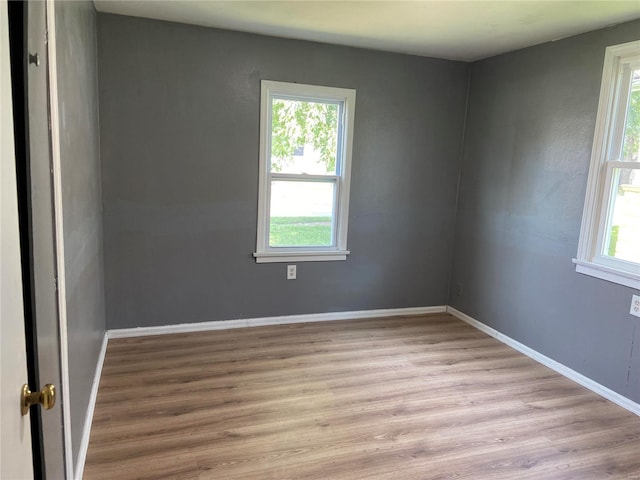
254, 81, 356, 263
575, 41, 640, 289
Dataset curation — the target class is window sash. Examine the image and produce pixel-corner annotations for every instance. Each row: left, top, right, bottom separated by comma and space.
607, 60, 639, 163
267, 174, 340, 250
268, 97, 345, 177
593, 162, 640, 271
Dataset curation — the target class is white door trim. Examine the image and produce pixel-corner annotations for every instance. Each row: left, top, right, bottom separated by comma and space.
45, 1, 73, 477
74, 333, 108, 480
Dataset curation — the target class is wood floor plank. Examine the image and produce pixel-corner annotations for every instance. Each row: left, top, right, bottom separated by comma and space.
84, 314, 640, 479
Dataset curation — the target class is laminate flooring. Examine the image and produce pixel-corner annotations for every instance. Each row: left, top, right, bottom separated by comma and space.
83, 314, 640, 479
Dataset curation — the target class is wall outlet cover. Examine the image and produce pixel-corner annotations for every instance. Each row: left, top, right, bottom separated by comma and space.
631, 294, 640, 318
287, 265, 297, 280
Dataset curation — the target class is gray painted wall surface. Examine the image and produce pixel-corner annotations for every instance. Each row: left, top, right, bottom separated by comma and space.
97, 14, 469, 329
449, 21, 640, 403
55, 1, 106, 465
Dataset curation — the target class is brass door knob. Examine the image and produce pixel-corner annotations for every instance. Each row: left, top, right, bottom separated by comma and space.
21, 384, 56, 416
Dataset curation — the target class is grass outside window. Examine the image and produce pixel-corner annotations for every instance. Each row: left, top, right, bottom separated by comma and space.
269, 216, 332, 247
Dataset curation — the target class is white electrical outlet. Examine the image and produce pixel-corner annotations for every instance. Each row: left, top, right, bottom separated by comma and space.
287, 265, 296, 280
631, 295, 640, 318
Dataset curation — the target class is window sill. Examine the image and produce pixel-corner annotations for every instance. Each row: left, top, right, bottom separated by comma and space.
254, 250, 350, 263
573, 259, 640, 290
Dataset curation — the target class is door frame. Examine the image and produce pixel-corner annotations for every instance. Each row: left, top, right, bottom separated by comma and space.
44, 1, 74, 477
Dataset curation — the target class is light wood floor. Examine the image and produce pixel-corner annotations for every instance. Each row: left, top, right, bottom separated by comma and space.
84, 314, 640, 479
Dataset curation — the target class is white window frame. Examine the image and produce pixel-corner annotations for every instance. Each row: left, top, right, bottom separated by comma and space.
574, 40, 640, 289
253, 80, 356, 263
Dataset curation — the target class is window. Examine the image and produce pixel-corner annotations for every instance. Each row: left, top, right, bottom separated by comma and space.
575, 41, 640, 289
254, 81, 356, 263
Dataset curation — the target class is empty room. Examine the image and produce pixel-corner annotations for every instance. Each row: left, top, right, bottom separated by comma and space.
1, 1, 640, 479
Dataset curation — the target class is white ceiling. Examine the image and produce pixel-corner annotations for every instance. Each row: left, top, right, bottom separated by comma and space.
93, 1, 640, 61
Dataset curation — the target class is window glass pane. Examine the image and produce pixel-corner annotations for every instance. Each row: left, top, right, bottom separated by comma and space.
270, 98, 339, 175
622, 68, 640, 162
603, 168, 640, 263
269, 180, 335, 247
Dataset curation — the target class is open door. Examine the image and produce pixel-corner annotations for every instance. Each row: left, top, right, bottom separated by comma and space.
0, 1, 34, 477
5, 0, 70, 477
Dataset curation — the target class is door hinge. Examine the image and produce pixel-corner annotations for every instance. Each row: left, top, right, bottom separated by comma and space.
28, 53, 40, 67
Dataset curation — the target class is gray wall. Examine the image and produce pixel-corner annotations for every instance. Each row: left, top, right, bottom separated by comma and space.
55, 1, 106, 466
450, 20, 640, 403
97, 14, 469, 329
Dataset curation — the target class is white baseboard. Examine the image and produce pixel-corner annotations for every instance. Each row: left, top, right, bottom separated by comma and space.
107, 305, 447, 339
446, 306, 640, 416
74, 332, 108, 480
